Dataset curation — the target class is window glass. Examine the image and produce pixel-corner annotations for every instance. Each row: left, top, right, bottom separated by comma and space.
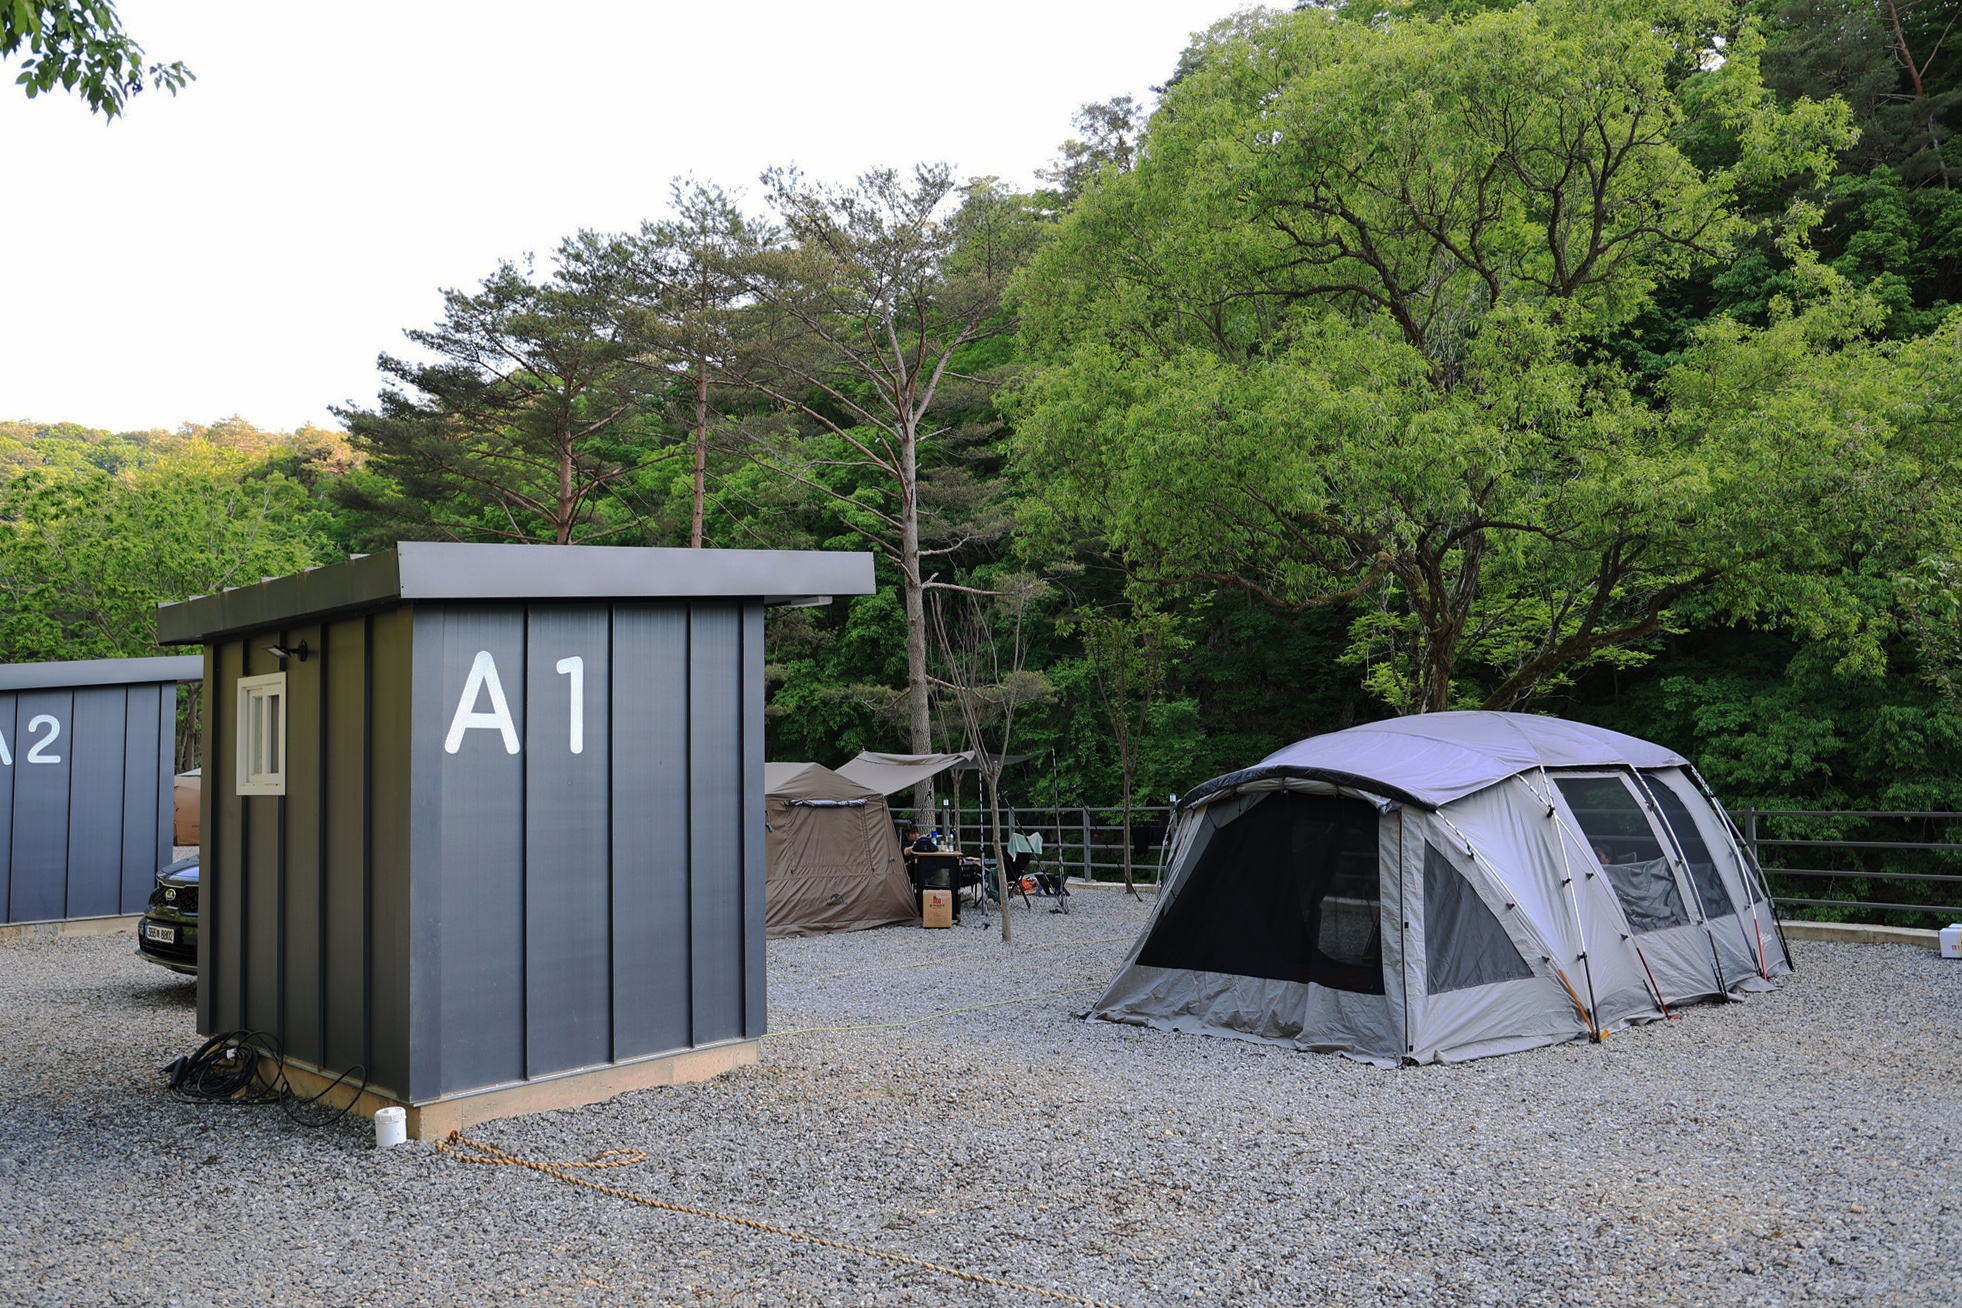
1645, 777, 1736, 920
237, 673, 287, 795
1554, 775, 1689, 933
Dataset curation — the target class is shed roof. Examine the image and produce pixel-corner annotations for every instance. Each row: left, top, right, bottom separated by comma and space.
1180, 711, 1688, 811
0, 655, 204, 692
156, 542, 878, 644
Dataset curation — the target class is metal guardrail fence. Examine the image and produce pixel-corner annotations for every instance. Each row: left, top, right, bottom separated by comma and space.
890, 805, 1174, 887
894, 803, 1962, 924
1735, 809, 1962, 926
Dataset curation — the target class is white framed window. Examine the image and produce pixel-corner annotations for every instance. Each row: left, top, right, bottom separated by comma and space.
236, 672, 287, 796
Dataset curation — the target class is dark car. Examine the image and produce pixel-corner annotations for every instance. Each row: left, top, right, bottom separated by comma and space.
136, 855, 199, 975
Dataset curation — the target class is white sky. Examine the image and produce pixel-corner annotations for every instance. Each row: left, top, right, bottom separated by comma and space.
0, 0, 1254, 435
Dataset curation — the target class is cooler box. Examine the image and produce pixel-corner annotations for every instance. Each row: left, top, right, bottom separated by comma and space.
1941, 925, 1961, 959
922, 889, 953, 929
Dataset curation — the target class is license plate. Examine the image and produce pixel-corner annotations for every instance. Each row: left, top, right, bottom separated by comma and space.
144, 923, 175, 944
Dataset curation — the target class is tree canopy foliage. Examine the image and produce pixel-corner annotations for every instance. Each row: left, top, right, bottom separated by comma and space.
2, 0, 190, 117
332, 244, 681, 546
1013, 0, 1959, 717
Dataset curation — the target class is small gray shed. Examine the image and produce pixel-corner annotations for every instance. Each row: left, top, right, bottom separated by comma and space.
0, 655, 200, 926
157, 543, 875, 1135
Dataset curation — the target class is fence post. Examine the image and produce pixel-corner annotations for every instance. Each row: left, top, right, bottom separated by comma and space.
1081, 807, 1092, 882
1742, 808, 1758, 863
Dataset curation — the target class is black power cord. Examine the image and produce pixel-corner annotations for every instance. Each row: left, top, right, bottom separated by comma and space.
163, 1030, 370, 1128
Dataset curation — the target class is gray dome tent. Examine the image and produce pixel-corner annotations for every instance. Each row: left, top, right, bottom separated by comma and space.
1087, 712, 1790, 1065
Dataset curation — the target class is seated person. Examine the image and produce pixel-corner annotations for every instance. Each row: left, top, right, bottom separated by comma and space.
902, 823, 939, 853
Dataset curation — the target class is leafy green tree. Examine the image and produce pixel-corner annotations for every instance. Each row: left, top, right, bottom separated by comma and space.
1012, 0, 1960, 715
2, 0, 190, 116
714, 165, 1039, 807
1035, 97, 1143, 210
334, 240, 680, 545
1761, 0, 1960, 185
1072, 609, 1177, 895
625, 180, 776, 548
930, 575, 1053, 940
0, 444, 330, 663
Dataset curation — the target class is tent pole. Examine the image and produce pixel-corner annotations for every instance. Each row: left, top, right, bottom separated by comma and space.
1437, 806, 1601, 1040
1632, 942, 1679, 1020
1688, 765, 1788, 977
1397, 810, 1411, 1062
1625, 767, 1733, 1002
1515, 771, 1607, 1038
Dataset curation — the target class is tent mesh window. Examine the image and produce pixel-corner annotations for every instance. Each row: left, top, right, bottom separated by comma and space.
1554, 776, 1690, 933
1138, 792, 1383, 993
1644, 777, 1737, 920
1422, 843, 1533, 994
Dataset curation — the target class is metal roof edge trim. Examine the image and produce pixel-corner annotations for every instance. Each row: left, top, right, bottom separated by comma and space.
0, 654, 205, 691
156, 544, 878, 645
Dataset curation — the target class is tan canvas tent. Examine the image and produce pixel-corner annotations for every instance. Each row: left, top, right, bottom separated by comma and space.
764, 762, 918, 938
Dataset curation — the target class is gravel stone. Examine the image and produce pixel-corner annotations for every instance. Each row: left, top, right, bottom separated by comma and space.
3, 893, 1958, 1307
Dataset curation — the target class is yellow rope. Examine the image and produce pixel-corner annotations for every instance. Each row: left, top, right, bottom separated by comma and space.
766, 986, 1103, 1038
438, 1132, 1129, 1308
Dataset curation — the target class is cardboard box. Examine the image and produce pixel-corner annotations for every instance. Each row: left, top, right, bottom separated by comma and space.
922, 890, 953, 929
1941, 924, 1961, 959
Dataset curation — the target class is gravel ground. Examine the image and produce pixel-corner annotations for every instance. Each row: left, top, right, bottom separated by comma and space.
3, 890, 1959, 1308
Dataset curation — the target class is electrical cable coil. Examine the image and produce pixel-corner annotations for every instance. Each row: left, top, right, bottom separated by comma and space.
162, 1029, 369, 1128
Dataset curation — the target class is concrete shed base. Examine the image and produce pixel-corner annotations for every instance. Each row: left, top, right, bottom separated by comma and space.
0, 914, 141, 943
277, 1038, 761, 1141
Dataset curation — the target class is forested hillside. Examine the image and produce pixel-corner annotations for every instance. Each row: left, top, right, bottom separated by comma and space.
5, 0, 1958, 917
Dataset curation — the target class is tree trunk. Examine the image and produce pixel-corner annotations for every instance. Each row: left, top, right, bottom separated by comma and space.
901, 421, 935, 819
555, 439, 575, 545
987, 768, 1012, 943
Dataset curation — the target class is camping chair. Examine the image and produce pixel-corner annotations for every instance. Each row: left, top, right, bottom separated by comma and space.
1000, 831, 1063, 911
1030, 858, 1071, 914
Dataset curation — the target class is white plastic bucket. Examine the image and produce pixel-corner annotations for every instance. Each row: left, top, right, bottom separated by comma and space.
374, 1105, 408, 1147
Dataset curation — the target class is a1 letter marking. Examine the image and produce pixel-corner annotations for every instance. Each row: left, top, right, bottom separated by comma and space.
556, 656, 584, 755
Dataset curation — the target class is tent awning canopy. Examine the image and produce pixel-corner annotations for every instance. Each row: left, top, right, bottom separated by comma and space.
1180, 711, 1688, 812
834, 749, 1045, 795
833, 752, 970, 796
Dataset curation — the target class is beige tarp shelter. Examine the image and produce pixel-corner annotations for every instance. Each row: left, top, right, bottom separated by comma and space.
764, 762, 917, 938
834, 751, 971, 796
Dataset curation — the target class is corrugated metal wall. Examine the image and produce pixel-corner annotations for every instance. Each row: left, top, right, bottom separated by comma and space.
201, 599, 766, 1104
202, 610, 414, 1094
0, 682, 175, 925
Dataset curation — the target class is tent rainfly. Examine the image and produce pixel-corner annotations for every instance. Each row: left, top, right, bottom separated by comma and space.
833, 751, 971, 797
763, 762, 917, 938
1088, 712, 1792, 1065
